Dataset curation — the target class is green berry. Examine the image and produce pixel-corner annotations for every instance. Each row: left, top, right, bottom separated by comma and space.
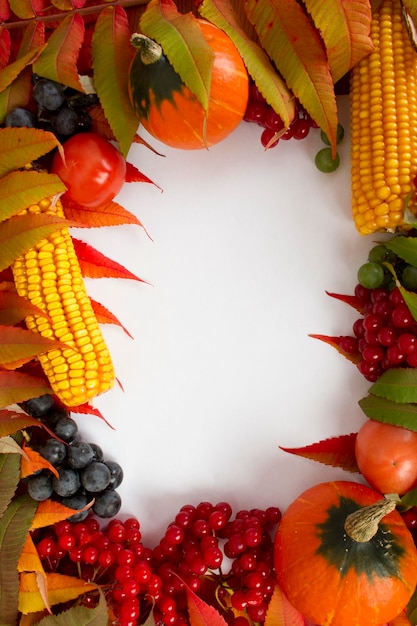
402, 265, 417, 290
357, 262, 385, 289
315, 148, 340, 173
320, 123, 344, 145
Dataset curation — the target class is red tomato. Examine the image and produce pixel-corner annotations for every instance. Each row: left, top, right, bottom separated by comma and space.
355, 420, 417, 495
51, 133, 126, 208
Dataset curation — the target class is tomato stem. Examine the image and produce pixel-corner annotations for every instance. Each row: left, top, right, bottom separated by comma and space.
344, 497, 398, 543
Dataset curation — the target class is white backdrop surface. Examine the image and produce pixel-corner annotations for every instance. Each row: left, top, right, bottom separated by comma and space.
74, 96, 376, 544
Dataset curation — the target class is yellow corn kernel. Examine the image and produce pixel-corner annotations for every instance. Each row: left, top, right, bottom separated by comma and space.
350, 0, 417, 234
12, 194, 115, 406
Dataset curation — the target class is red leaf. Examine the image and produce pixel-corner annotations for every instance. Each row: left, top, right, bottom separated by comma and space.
63, 200, 149, 231
264, 583, 306, 626
185, 582, 228, 626
20, 443, 59, 478
0, 324, 68, 369
308, 334, 361, 364
125, 161, 161, 190
279, 433, 360, 473
90, 298, 133, 338
0, 290, 51, 326
0, 0, 10, 21
0, 408, 46, 437
72, 238, 147, 282
0, 267, 13, 282
0, 370, 52, 408
0, 27, 11, 69
132, 133, 166, 157
325, 290, 364, 313
67, 401, 115, 429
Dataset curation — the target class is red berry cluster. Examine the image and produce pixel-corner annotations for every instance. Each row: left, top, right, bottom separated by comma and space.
243, 82, 317, 149
339, 285, 417, 382
32, 501, 282, 626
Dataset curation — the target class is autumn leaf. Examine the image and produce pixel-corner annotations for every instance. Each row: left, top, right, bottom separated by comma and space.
0, 494, 38, 625
0, 370, 52, 409
245, 0, 338, 153
0, 213, 80, 273
141, 0, 215, 113
17, 533, 45, 576
0, 45, 45, 96
0, 408, 47, 437
90, 298, 133, 338
125, 161, 161, 190
0, 289, 51, 326
0, 451, 21, 519
0, 127, 59, 179
0, 170, 66, 222
325, 290, 364, 313
280, 433, 360, 473
0, 27, 10, 70
33, 587, 108, 625
264, 583, 306, 626
18, 571, 96, 614
303, 0, 373, 83
0, 0, 10, 23
0, 324, 70, 370
63, 199, 148, 229
69, 401, 114, 429
32, 14, 84, 92
72, 238, 147, 282
8, 0, 35, 19
0, 434, 28, 456
185, 579, 228, 626
30, 498, 92, 530
92, 6, 138, 157
199, 0, 295, 128
308, 334, 361, 364
20, 443, 59, 479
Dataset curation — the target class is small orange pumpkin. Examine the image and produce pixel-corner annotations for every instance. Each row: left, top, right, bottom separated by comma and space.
128, 20, 249, 150
274, 481, 417, 626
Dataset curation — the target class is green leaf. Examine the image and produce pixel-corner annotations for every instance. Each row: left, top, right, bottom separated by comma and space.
0, 170, 66, 222
0, 371, 51, 409
0, 435, 27, 456
359, 394, 417, 430
35, 587, 108, 625
141, 0, 215, 114
0, 494, 37, 625
399, 487, 417, 510
0, 213, 79, 272
92, 6, 138, 157
198, 0, 295, 128
0, 127, 59, 179
0, 45, 45, 94
303, 0, 374, 83
385, 235, 417, 267
244, 0, 338, 153
0, 452, 21, 520
8, 0, 35, 19
33, 14, 84, 92
369, 368, 417, 404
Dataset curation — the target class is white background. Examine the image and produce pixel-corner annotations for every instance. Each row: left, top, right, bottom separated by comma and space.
74, 96, 377, 545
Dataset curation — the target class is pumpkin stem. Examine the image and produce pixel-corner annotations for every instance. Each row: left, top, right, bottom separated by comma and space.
344, 497, 398, 543
130, 33, 163, 65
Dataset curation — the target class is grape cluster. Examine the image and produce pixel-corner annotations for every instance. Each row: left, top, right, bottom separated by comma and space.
4, 75, 98, 139
330, 234, 417, 382
23, 395, 123, 519
243, 81, 317, 149
31, 501, 282, 626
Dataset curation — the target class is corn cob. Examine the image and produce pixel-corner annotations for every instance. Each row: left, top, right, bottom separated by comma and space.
350, 0, 417, 235
12, 194, 115, 406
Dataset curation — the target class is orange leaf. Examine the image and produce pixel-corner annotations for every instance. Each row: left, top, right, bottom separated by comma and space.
30, 498, 92, 530
17, 534, 45, 575
0, 324, 70, 369
20, 443, 59, 479
69, 401, 115, 429
264, 583, 306, 626
0, 290, 51, 326
63, 200, 148, 230
125, 161, 161, 190
308, 334, 361, 364
32, 14, 85, 92
184, 580, 227, 626
18, 571, 96, 613
279, 433, 360, 473
90, 298, 133, 338
72, 238, 147, 282
0, 371, 52, 409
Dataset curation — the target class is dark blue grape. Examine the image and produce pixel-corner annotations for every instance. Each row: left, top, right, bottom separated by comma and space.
38, 438, 67, 466
89, 443, 104, 462
5, 108, 35, 128
92, 489, 121, 518
33, 79, 65, 111
51, 107, 80, 136
67, 441, 94, 469
105, 461, 124, 489
52, 416, 78, 442
80, 461, 111, 493
52, 466, 80, 497
27, 471, 53, 501
61, 492, 91, 522
23, 395, 54, 417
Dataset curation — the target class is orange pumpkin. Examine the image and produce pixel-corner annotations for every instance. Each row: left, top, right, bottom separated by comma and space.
128, 20, 249, 150
274, 481, 417, 626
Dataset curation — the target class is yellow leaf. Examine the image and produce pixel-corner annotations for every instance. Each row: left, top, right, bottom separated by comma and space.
17, 534, 45, 575
18, 572, 96, 614
30, 498, 92, 530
